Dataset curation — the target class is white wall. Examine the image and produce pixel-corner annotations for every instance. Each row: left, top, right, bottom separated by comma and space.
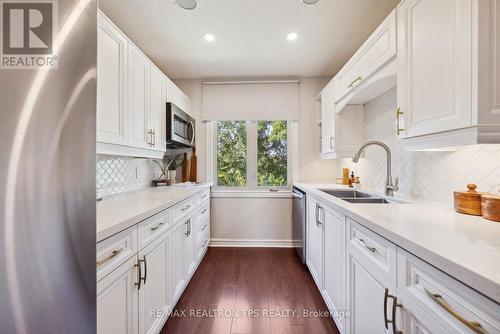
175, 77, 334, 244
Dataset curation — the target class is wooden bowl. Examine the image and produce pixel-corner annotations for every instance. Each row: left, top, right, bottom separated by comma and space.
453, 184, 483, 216
481, 194, 500, 222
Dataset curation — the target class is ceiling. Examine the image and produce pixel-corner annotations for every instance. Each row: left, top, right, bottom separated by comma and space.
100, 0, 398, 79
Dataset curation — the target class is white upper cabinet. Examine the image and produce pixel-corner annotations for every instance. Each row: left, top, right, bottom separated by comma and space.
334, 9, 397, 112
149, 65, 167, 151
397, 0, 500, 149
128, 43, 151, 149
319, 80, 365, 159
97, 13, 128, 146
320, 81, 335, 155
166, 78, 192, 116
96, 10, 190, 158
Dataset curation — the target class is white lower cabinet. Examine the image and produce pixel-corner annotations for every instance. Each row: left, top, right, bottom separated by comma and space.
306, 197, 324, 289
171, 217, 188, 304
305, 193, 499, 334
97, 256, 139, 334
346, 245, 399, 334
97, 189, 211, 334
323, 207, 345, 333
138, 230, 171, 334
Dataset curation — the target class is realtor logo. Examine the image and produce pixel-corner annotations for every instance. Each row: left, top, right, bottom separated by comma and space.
1, 0, 58, 69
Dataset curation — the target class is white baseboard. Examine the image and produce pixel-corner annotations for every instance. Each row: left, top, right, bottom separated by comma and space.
209, 238, 298, 248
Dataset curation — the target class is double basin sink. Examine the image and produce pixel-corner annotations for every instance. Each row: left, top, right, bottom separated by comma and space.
319, 189, 391, 204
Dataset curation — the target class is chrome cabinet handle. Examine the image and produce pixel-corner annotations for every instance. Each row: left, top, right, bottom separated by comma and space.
423, 287, 485, 334
201, 208, 207, 214
329, 136, 334, 151
181, 204, 191, 212
384, 288, 402, 334
201, 224, 208, 231
317, 206, 323, 226
189, 121, 195, 145
201, 239, 208, 249
96, 248, 123, 267
396, 108, 404, 136
148, 129, 154, 146
315, 204, 319, 226
134, 258, 142, 290
348, 76, 362, 88
185, 219, 191, 237
150, 221, 165, 231
358, 238, 377, 254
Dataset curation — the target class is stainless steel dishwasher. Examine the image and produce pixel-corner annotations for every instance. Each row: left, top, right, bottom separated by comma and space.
292, 187, 306, 263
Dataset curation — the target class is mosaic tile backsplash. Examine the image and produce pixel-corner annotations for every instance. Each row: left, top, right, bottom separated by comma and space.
96, 155, 162, 197
339, 87, 500, 205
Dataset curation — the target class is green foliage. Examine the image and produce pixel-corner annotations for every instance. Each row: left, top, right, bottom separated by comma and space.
217, 121, 247, 186
216, 120, 288, 188
257, 121, 287, 187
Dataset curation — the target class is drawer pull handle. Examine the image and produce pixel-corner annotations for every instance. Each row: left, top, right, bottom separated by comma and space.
96, 248, 123, 267
348, 76, 362, 88
423, 287, 485, 334
181, 204, 191, 212
201, 224, 208, 231
358, 238, 377, 254
201, 240, 208, 249
201, 194, 208, 199
150, 222, 165, 231
201, 208, 207, 214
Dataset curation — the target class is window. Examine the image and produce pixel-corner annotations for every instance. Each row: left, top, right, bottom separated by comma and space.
215, 120, 290, 189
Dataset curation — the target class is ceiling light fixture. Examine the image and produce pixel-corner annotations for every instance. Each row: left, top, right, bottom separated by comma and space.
302, 0, 320, 4
286, 32, 298, 41
204, 34, 215, 42
176, 0, 197, 10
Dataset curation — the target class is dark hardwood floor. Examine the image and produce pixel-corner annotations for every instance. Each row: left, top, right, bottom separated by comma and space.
161, 247, 340, 334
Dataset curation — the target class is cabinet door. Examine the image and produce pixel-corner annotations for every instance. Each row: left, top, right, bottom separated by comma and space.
166, 78, 191, 116
321, 83, 335, 154
171, 220, 187, 303
306, 197, 323, 289
97, 12, 128, 145
128, 43, 151, 149
184, 214, 196, 279
138, 231, 171, 334
323, 208, 345, 333
397, 0, 472, 138
97, 256, 139, 334
346, 246, 398, 334
149, 65, 166, 152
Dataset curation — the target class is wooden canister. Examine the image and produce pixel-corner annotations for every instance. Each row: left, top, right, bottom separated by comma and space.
453, 184, 483, 216
481, 194, 500, 222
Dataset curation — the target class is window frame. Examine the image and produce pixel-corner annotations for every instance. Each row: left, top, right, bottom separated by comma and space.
211, 120, 292, 191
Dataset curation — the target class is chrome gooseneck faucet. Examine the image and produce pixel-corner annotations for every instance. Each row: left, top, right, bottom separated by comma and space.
352, 141, 399, 196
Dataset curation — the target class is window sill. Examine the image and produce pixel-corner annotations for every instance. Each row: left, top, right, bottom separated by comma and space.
210, 190, 292, 198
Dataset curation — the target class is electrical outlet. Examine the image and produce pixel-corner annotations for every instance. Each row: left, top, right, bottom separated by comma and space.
135, 167, 143, 179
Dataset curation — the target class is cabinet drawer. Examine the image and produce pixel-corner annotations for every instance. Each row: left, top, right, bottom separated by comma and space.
347, 218, 397, 283
172, 197, 195, 221
97, 225, 138, 282
137, 209, 170, 250
197, 202, 210, 224
195, 189, 210, 205
397, 249, 500, 334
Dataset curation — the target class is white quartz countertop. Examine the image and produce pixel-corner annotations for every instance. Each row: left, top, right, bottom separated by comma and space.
294, 183, 500, 304
97, 183, 212, 242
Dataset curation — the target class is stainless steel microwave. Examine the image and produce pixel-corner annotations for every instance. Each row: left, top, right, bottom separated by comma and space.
166, 103, 195, 148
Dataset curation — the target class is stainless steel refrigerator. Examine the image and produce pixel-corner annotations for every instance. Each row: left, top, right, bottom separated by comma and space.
0, 0, 97, 332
